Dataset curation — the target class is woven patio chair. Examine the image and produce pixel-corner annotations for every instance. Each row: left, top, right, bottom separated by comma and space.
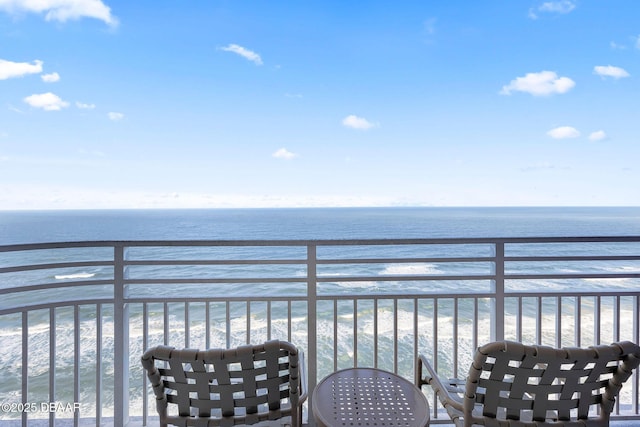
417, 340, 640, 427
141, 340, 307, 427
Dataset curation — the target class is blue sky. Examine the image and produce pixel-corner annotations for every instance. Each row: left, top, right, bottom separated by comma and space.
0, 1, 638, 209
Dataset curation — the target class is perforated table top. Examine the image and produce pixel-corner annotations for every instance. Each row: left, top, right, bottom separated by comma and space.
312, 368, 430, 427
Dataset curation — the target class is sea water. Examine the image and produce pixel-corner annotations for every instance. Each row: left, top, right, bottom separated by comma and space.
2, 206, 640, 244
1, 207, 640, 422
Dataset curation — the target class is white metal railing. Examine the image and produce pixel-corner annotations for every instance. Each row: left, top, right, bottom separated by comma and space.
1, 237, 640, 426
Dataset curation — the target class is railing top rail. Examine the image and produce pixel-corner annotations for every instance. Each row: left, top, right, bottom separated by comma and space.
2, 235, 640, 252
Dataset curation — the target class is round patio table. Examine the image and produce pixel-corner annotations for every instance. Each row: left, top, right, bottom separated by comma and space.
312, 367, 430, 427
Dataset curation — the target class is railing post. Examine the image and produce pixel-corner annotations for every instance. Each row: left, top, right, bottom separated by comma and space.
114, 244, 129, 425
21, 311, 28, 427
634, 295, 640, 414
307, 243, 318, 427
492, 242, 505, 342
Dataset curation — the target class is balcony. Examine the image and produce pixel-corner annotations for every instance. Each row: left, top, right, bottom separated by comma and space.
1, 237, 640, 426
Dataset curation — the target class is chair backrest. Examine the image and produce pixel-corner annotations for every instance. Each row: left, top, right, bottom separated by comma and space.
141, 340, 305, 427
463, 340, 640, 426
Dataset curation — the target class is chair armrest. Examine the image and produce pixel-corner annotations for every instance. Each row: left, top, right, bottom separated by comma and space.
298, 351, 308, 404
416, 354, 464, 413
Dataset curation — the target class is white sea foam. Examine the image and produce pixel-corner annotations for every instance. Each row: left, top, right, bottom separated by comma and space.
54, 272, 95, 280
600, 265, 640, 273
335, 280, 379, 289
380, 263, 440, 275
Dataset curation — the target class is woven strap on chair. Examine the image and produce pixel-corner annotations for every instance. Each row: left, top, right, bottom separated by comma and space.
463, 341, 640, 425
141, 340, 302, 427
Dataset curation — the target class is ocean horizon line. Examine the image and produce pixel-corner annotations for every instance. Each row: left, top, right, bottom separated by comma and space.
2, 204, 640, 213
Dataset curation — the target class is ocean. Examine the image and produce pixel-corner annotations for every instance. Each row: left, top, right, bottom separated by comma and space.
1, 207, 640, 423
2, 206, 640, 244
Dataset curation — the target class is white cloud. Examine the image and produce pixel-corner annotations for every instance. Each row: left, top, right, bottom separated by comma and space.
424, 17, 436, 35
636, 35, 640, 49
539, 1, 576, 13
547, 126, 580, 139
0, 185, 414, 210
219, 44, 263, 65
41, 72, 60, 82
272, 148, 297, 160
589, 130, 607, 141
422, 17, 437, 44
8, 104, 24, 113
610, 41, 627, 50
76, 101, 96, 109
520, 162, 561, 172
500, 71, 575, 96
108, 112, 124, 121
0, 0, 118, 26
529, 1, 576, 18
0, 59, 43, 80
23, 92, 69, 111
594, 65, 630, 79
342, 115, 378, 130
